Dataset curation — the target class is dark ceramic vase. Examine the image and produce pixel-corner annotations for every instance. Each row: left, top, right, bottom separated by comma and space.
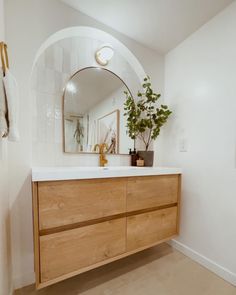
137, 151, 154, 167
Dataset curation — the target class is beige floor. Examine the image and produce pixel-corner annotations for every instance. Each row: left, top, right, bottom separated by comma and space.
15, 243, 236, 295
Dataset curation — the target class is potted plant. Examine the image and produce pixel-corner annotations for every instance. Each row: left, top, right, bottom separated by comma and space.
124, 76, 172, 166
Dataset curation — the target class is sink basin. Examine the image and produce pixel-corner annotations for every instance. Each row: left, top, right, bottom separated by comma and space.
32, 166, 182, 182
102, 166, 139, 171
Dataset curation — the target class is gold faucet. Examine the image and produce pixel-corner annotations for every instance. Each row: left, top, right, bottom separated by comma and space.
93, 143, 108, 167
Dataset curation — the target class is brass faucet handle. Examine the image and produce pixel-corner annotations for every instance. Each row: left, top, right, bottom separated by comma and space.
100, 143, 108, 154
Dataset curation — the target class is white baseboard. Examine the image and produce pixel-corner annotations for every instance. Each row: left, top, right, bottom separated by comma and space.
13, 271, 35, 291
169, 239, 236, 287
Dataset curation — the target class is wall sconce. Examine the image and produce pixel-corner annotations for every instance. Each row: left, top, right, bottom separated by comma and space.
95, 45, 114, 66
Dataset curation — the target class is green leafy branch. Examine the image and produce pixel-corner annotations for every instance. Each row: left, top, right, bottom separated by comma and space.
124, 76, 172, 151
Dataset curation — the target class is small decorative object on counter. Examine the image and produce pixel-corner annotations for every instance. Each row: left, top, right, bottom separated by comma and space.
124, 76, 172, 166
136, 157, 145, 167
129, 148, 138, 166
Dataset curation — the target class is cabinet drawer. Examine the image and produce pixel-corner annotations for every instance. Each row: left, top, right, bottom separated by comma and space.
127, 207, 177, 251
127, 175, 179, 212
38, 178, 126, 230
40, 218, 126, 282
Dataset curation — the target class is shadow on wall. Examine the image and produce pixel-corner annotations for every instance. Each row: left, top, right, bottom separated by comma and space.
10, 173, 34, 289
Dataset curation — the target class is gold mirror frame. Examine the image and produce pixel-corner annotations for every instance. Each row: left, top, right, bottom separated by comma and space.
62, 66, 134, 155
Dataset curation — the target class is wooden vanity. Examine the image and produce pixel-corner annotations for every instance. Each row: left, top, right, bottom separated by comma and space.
32, 167, 181, 289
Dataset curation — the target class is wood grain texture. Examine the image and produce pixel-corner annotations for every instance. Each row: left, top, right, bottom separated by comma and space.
40, 218, 126, 282
32, 182, 40, 288
127, 207, 178, 251
127, 175, 179, 212
38, 178, 126, 230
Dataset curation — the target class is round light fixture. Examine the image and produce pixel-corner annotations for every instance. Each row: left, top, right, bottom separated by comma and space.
95, 45, 114, 66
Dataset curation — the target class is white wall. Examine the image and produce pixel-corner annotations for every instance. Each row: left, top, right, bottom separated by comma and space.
0, 1, 12, 294
5, 0, 164, 289
163, 2, 236, 285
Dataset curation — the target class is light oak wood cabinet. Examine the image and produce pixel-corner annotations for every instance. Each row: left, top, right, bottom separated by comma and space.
32, 174, 181, 289
40, 218, 126, 282
38, 178, 126, 230
127, 207, 177, 251
127, 175, 179, 212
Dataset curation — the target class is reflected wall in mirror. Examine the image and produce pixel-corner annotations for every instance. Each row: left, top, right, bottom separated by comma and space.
63, 67, 134, 154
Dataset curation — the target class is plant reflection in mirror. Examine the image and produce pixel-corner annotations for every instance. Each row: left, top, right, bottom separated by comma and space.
74, 119, 84, 147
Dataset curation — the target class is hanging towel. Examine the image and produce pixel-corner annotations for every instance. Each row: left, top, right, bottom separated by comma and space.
0, 42, 20, 142
0, 70, 8, 138
3, 68, 20, 141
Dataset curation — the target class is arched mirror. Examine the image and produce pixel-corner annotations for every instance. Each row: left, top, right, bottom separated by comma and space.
63, 67, 134, 154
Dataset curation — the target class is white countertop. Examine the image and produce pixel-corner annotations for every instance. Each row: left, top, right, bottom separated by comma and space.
32, 166, 182, 182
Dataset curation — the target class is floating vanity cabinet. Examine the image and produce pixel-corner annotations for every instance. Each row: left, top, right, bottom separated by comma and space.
32, 170, 181, 289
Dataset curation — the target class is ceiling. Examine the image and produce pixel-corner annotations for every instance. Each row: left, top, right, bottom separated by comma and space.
61, 0, 233, 53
